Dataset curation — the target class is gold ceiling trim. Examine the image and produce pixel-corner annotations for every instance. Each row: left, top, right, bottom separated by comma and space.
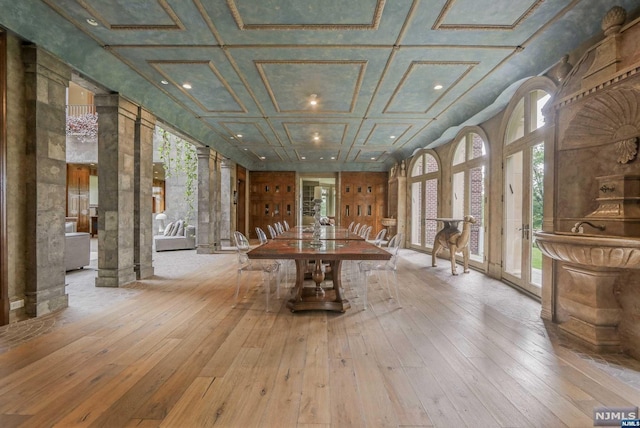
282, 122, 349, 146
77, 0, 185, 31
382, 61, 478, 114
433, 0, 543, 31
149, 60, 247, 114
256, 60, 367, 114
227, 0, 385, 31
362, 123, 413, 146
219, 121, 272, 145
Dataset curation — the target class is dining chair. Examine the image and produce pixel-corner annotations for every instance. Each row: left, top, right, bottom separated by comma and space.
283, 220, 290, 231
256, 226, 291, 287
359, 225, 372, 240
357, 232, 402, 310
267, 224, 278, 239
233, 231, 280, 312
275, 222, 284, 234
347, 221, 355, 232
367, 228, 387, 246
352, 223, 361, 235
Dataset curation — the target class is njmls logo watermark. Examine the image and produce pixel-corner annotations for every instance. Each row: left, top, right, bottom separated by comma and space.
593, 406, 639, 426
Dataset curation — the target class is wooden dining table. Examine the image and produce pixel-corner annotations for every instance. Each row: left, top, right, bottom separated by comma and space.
247, 237, 391, 312
274, 226, 363, 241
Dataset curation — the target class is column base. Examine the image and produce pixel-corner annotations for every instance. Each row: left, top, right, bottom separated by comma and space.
24, 287, 69, 317
135, 264, 154, 280
559, 316, 622, 353
197, 244, 216, 254
95, 267, 136, 288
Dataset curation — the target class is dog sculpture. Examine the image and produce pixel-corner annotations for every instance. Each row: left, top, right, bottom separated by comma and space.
431, 215, 476, 275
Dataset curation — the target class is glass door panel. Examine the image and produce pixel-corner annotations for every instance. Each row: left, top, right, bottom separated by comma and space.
424, 178, 438, 248
504, 151, 523, 280
411, 182, 422, 246
503, 144, 543, 297
530, 143, 544, 287
469, 166, 485, 261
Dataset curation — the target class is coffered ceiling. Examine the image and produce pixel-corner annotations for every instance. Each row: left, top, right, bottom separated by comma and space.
1, 0, 639, 171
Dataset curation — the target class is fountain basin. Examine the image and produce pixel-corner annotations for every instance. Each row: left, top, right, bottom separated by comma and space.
381, 218, 397, 227
534, 231, 640, 269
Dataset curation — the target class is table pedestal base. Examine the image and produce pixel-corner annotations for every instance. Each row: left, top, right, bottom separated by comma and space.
287, 259, 351, 313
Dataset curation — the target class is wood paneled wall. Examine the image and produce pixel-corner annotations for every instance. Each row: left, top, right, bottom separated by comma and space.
248, 171, 296, 239
340, 172, 387, 235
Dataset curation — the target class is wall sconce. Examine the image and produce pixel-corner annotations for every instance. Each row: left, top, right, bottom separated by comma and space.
233, 190, 238, 205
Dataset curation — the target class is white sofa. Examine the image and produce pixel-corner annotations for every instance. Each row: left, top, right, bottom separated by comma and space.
154, 222, 196, 252
65, 232, 90, 271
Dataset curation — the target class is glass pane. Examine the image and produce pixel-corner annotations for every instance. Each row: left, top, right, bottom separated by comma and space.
452, 171, 465, 219
504, 152, 523, 278
469, 166, 485, 261
506, 98, 525, 144
425, 153, 439, 173
532, 90, 551, 131
411, 155, 424, 177
453, 140, 466, 165
424, 178, 438, 248
411, 182, 422, 246
470, 133, 486, 159
530, 143, 544, 286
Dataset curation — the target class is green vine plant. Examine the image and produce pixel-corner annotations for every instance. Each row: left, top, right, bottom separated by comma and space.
157, 127, 198, 225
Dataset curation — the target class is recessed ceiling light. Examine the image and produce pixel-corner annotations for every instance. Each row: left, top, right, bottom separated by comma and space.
243, 148, 248, 151
390, 135, 396, 139
371, 157, 376, 160
160, 80, 169, 85
433, 84, 443, 90
313, 133, 320, 141
260, 156, 266, 160
301, 156, 306, 160
320, 157, 324, 160
86, 18, 99, 26
331, 156, 335, 160
309, 94, 318, 106
182, 83, 192, 89
236, 134, 242, 138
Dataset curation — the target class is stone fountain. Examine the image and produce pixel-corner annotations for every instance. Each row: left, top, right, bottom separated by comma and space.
535, 174, 640, 352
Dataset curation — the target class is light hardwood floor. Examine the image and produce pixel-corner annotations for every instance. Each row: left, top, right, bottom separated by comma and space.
1, 248, 640, 427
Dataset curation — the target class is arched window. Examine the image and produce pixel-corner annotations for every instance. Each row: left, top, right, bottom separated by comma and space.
452, 131, 487, 264
409, 150, 440, 250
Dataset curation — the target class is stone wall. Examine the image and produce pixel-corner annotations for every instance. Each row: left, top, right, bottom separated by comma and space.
6, 34, 28, 321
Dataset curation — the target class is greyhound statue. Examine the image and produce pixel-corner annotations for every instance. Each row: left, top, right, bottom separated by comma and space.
431, 215, 476, 275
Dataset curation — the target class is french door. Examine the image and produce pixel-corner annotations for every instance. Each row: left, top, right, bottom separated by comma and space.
503, 141, 544, 297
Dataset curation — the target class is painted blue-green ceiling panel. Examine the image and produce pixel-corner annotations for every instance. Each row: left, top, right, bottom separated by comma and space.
231, 0, 382, 27
1, 0, 638, 172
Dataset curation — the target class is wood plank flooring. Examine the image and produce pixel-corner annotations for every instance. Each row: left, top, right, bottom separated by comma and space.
1, 248, 640, 427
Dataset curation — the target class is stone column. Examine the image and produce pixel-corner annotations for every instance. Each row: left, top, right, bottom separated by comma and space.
220, 158, 233, 248
95, 95, 137, 287
134, 107, 155, 279
22, 45, 70, 316
196, 147, 220, 254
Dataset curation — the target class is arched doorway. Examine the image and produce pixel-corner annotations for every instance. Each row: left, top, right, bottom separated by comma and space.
502, 88, 551, 296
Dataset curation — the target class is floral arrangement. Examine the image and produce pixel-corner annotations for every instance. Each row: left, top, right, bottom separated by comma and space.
66, 112, 98, 142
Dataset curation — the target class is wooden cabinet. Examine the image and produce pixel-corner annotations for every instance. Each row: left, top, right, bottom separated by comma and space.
248, 171, 296, 239
340, 172, 387, 235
